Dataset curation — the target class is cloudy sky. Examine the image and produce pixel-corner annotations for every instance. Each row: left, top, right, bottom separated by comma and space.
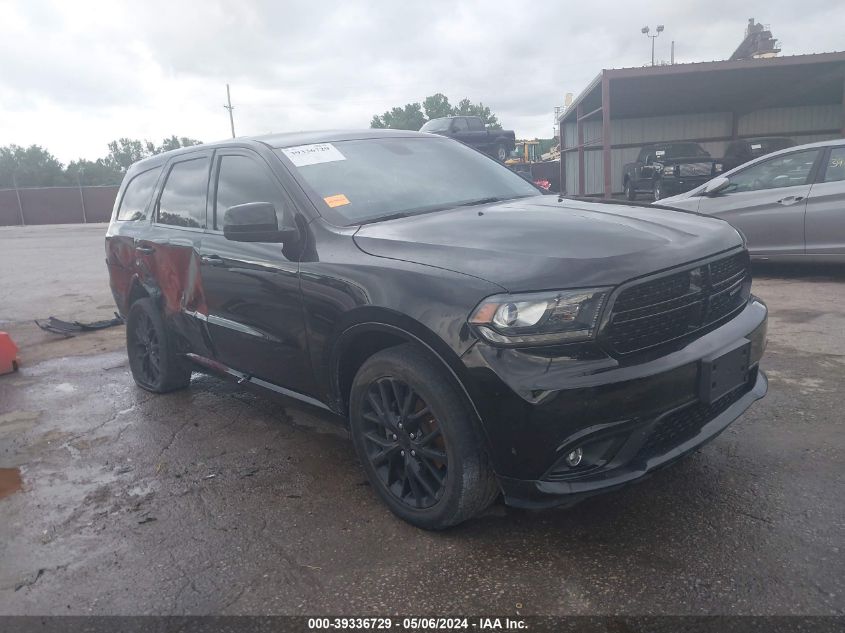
1, 0, 843, 163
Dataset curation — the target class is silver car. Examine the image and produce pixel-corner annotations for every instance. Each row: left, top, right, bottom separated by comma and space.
658, 139, 845, 262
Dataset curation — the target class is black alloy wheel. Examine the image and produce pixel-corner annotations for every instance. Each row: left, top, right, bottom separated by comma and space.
349, 344, 499, 529
129, 309, 161, 386
360, 376, 448, 509
126, 298, 192, 393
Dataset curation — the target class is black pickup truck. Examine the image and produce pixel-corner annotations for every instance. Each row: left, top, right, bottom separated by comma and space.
420, 116, 516, 162
623, 142, 721, 201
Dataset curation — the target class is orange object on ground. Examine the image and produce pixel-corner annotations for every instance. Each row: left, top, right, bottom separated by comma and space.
0, 332, 20, 375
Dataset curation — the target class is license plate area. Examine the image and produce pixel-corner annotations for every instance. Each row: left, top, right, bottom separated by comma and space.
699, 339, 751, 404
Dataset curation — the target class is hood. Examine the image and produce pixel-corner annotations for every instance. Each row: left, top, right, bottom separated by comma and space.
353, 197, 742, 292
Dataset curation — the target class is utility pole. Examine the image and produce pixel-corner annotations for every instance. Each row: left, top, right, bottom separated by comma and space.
641, 25, 664, 66
224, 84, 236, 138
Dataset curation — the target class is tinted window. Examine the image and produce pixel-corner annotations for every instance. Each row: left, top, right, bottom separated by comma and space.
452, 118, 469, 132
279, 137, 539, 225
116, 167, 161, 221
728, 149, 820, 193
467, 117, 484, 131
823, 148, 845, 183
157, 157, 209, 228
214, 155, 286, 229
419, 118, 451, 132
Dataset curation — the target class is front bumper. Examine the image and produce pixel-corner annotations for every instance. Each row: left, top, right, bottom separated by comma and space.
460, 298, 768, 509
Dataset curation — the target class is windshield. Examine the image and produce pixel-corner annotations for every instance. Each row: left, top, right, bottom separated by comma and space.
419, 118, 452, 132
278, 137, 541, 225
654, 143, 710, 159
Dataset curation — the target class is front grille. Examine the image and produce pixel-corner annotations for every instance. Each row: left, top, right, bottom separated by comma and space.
679, 162, 713, 177
604, 251, 750, 354
639, 370, 755, 460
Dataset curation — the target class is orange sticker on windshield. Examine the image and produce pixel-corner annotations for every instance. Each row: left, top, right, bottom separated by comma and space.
324, 194, 350, 208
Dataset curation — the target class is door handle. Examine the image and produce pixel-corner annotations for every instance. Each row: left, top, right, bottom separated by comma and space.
777, 195, 804, 205
201, 254, 225, 266
134, 245, 155, 254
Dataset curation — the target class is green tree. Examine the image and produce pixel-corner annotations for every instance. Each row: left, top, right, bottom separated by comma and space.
0, 145, 65, 188
452, 98, 501, 129
370, 94, 503, 130
65, 158, 124, 186
145, 135, 203, 156
106, 138, 147, 172
370, 103, 426, 131
422, 93, 453, 120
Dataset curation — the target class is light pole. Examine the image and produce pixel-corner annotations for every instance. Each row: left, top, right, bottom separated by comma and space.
641, 25, 664, 66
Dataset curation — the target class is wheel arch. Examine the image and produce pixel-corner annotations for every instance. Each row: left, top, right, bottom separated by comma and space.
124, 276, 158, 314
329, 319, 483, 431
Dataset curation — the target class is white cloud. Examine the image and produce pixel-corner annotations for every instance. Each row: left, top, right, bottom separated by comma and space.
0, 0, 842, 162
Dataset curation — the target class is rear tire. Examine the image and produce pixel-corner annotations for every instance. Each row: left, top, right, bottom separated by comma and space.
624, 180, 636, 201
349, 344, 499, 529
495, 144, 508, 162
126, 298, 192, 393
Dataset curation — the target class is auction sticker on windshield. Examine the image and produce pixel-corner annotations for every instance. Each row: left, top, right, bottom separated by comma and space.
282, 143, 346, 167
324, 194, 350, 208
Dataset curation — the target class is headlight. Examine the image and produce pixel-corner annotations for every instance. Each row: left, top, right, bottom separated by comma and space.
469, 288, 611, 346
662, 165, 675, 176
715, 163, 723, 172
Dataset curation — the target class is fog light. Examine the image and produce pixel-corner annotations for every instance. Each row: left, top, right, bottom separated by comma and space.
565, 447, 583, 467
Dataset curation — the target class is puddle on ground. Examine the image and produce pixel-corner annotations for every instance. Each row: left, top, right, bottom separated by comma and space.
0, 467, 23, 500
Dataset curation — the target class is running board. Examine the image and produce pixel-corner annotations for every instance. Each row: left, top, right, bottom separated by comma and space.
184, 353, 332, 412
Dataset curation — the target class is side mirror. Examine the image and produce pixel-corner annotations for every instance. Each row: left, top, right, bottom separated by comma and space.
223, 202, 299, 243
702, 176, 730, 197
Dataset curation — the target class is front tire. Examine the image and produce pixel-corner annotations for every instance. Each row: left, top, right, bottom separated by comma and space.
126, 298, 192, 393
653, 180, 663, 201
349, 344, 499, 529
624, 180, 636, 201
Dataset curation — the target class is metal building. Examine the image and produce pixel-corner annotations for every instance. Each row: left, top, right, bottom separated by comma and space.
559, 52, 845, 197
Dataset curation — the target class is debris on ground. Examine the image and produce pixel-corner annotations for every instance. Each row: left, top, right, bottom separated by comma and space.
35, 314, 124, 338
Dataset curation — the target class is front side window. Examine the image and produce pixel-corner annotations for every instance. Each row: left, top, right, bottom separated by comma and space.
728, 150, 820, 193
116, 167, 161, 221
823, 147, 845, 183
278, 137, 540, 225
157, 157, 210, 228
214, 155, 287, 230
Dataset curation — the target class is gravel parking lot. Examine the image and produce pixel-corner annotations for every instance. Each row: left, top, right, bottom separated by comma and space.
0, 223, 842, 615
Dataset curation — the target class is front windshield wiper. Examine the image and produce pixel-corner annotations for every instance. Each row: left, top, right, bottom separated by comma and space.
455, 196, 505, 207
357, 211, 419, 225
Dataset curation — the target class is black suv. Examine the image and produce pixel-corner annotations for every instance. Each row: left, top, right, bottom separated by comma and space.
106, 129, 768, 529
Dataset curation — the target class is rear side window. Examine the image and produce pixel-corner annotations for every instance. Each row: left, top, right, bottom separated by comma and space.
214, 155, 287, 230
116, 167, 161, 221
823, 147, 845, 183
157, 157, 210, 229
467, 118, 484, 131
452, 118, 469, 132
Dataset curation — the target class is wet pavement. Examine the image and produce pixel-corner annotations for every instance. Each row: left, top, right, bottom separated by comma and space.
0, 225, 843, 615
